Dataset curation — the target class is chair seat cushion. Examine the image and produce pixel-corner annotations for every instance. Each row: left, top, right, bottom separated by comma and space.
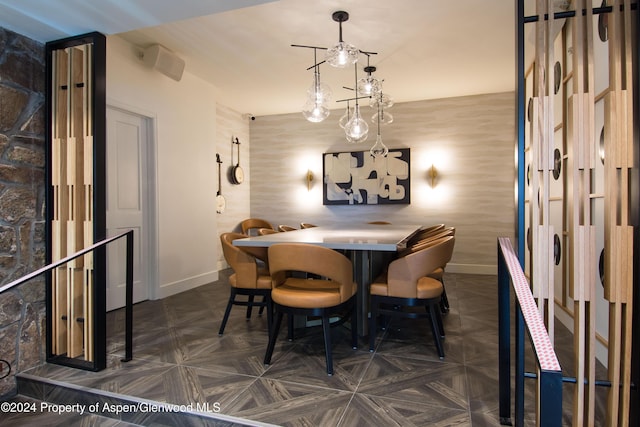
370, 275, 389, 296
370, 274, 443, 299
272, 277, 341, 308
416, 276, 443, 299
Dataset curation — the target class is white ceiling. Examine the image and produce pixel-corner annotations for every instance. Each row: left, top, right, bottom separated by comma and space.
0, 0, 516, 117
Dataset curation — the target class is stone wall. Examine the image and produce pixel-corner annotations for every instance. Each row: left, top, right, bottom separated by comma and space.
0, 27, 46, 399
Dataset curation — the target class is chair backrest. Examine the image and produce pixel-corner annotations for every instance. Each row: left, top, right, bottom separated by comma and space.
259, 228, 279, 235
220, 232, 267, 287
409, 224, 445, 243
401, 227, 456, 256
300, 222, 317, 229
240, 218, 274, 235
268, 243, 356, 303
278, 225, 297, 232
387, 236, 455, 298
368, 221, 391, 225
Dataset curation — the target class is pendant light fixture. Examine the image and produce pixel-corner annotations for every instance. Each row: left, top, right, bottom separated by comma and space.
370, 92, 394, 109
357, 66, 382, 97
293, 11, 394, 146
344, 65, 369, 143
338, 100, 352, 128
370, 92, 389, 158
356, 55, 381, 97
325, 11, 359, 68
369, 73, 393, 125
371, 108, 393, 125
301, 48, 331, 123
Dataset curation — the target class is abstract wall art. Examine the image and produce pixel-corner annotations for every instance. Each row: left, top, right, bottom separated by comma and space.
323, 148, 410, 205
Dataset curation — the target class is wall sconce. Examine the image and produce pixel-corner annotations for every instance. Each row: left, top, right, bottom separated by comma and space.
306, 170, 314, 191
428, 164, 437, 187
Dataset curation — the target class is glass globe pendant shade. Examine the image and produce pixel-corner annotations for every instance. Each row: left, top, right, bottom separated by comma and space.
344, 104, 369, 143
306, 70, 332, 104
338, 104, 353, 129
370, 134, 389, 158
326, 41, 359, 68
302, 99, 330, 123
371, 110, 394, 125
370, 93, 394, 109
357, 75, 381, 97
326, 11, 358, 68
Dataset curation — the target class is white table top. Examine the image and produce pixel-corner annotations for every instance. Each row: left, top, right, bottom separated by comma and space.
232, 224, 422, 251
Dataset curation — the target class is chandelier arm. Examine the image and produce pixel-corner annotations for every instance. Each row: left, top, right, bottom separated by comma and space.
291, 44, 328, 50
306, 60, 326, 71
336, 96, 372, 103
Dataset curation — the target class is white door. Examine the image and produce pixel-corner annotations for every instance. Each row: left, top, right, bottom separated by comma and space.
106, 107, 150, 310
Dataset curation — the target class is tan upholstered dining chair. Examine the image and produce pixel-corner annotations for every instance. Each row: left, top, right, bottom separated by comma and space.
278, 224, 297, 232
405, 224, 446, 249
219, 232, 273, 336
369, 236, 455, 358
240, 218, 274, 236
299, 222, 317, 229
258, 228, 279, 235
264, 243, 358, 376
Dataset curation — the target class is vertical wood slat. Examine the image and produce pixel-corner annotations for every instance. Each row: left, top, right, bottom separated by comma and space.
574, 298, 586, 426
608, 301, 623, 426
618, 2, 634, 423
83, 131, 94, 360
603, 91, 626, 303
57, 46, 90, 360
604, 65, 622, 427
52, 47, 70, 357
82, 44, 95, 361
84, 266, 93, 361
531, 96, 542, 299
66, 267, 83, 358
568, 1, 587, 419
582, 3, 597, 421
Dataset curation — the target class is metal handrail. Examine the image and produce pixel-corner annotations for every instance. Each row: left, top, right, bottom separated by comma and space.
1, 230, 134, 363
497, 237, 562, 426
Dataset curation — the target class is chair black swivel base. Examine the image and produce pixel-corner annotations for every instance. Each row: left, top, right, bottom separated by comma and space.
369, 294, 444, 359
218, 288, 272, 337
264, 297, 357, 376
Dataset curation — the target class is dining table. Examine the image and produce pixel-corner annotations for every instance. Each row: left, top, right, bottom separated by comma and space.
232, 223, 423, 336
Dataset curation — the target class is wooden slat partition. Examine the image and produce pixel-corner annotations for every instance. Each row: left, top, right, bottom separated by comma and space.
50, 44, 94, 362
522, 0, 636, 424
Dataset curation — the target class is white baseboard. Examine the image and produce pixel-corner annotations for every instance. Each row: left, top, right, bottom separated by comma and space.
157, 270, 219, 299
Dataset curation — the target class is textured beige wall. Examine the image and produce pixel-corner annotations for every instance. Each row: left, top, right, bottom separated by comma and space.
248, 92, 516, 271
214, 104, 252, 269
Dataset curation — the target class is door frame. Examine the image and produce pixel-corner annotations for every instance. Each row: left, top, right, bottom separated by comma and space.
106, 99, 159, 303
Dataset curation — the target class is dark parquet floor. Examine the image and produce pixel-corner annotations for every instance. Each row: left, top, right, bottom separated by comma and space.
4, 271, 607, 426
